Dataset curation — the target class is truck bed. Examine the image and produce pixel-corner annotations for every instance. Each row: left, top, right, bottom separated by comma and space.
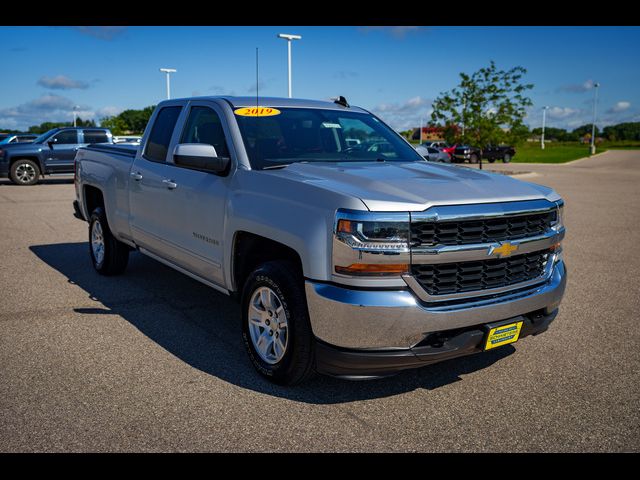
84, 143, 138, 157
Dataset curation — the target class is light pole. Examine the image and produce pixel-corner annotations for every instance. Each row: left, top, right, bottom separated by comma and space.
159, 68, 177, 100
541, 106, 549, 150
73, 105, 80, 127
590, 82, 600, 155
277, 33, 301, 98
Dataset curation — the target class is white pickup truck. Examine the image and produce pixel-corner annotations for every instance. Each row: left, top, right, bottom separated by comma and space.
73, 96, 566, 385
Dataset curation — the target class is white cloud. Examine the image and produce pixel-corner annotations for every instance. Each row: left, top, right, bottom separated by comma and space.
557, 79, 596, 94
359, 26, 424, 39
96, 106, 124, 118
73, 26, 126, 40
37, 75, 89, 90
607, 101, 631, 113
370, 96, 432, 131
547, 106, 581, 119
0, 94, 96, 130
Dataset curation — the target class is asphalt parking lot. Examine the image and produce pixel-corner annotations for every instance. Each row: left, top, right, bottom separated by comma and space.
1, 150, 639, 452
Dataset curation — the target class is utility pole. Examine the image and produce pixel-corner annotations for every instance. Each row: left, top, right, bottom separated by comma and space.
277, 34, 302, 98
159, 68, 177, 100
541, 106, 549, 150
590, 82, 600, 155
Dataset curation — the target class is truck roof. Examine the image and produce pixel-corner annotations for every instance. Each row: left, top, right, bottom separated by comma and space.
168, 96, 369, 113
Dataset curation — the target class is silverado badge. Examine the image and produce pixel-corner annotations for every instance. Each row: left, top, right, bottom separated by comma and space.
489, 242, 518, 258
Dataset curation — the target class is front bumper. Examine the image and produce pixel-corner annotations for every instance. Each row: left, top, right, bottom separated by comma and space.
315, 308, 557, 378
305, 260, 566, 350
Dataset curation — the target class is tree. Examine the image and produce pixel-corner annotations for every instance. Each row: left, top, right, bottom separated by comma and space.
431, 61, 533, 147
603, 122, 640, 141
100, 106, 155, 135
571, 124, 599, 142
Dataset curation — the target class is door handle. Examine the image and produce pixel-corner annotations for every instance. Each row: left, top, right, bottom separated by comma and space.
130, 171, 143, 181
162, 179, 178, 190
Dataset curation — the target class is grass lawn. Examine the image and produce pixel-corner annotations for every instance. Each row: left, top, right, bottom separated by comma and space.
511, 142, 597, 163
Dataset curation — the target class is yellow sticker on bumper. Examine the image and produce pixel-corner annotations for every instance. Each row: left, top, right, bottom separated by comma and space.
484, 321, 523, 350
234, 107, 281, 117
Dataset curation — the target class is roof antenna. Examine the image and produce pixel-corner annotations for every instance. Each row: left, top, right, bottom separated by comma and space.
333, 95, 350, 108
255, 47, 260, 167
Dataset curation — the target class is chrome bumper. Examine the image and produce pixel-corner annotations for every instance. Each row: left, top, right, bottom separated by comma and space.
305, 260, 566, 349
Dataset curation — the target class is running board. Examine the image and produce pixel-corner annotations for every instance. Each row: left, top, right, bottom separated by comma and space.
138, 247, 230, 296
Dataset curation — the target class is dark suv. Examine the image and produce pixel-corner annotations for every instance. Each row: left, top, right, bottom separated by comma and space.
0, 127, 112, 185
453, 144, 516, 164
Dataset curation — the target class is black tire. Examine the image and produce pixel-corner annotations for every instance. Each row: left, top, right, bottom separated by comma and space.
503, 153, 512, 163
469, 153, 479, 164
241, 261, 315, 385
89, 207, 129, 275
9, 159, 40, 185
488, 158, 496, 164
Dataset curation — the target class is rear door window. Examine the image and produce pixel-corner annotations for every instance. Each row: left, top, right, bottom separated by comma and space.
83, 130, 109, 144
144, 106, 182, 162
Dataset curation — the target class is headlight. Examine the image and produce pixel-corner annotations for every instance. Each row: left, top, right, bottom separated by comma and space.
336, 219, 409, 250
333, 210, 410, 277
551, 201, 564, 232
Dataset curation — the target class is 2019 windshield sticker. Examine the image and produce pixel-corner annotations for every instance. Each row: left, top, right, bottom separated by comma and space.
234, 107, 281, 117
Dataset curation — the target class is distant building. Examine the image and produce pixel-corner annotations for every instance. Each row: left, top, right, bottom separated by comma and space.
412, 125, 459, 141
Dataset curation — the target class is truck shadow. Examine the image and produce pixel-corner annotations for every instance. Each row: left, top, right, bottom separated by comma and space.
0, 178, 74, 186
30, 242, 515, 405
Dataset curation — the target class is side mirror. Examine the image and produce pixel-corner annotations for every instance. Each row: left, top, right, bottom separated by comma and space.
173, 143, 230, 174
47, 138, 57, 149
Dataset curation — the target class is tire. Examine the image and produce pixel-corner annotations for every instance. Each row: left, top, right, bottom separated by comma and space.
488, 158, 496, 164
241, 260, 315, 385
9, 159, 40, 185
469, 153, 479, 164
503, 153, 512, 163
89, 207, 129, 275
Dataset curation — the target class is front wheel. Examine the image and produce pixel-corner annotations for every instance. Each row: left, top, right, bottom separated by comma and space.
503, 154, 512, 163
241, 261, 315, 385
9, 159, 40, 185
89, 207, 129, 275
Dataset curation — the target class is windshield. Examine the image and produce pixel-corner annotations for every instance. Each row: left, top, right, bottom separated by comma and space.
32, 129, 58, 144
234, 107, 424, 170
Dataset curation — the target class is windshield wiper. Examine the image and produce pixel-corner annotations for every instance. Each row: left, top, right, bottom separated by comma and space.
262, 161, 308, 170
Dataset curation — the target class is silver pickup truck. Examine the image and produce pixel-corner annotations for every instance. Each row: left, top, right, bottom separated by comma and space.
73, 96, 566, 385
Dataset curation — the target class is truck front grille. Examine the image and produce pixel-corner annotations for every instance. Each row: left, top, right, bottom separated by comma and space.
411, 211, 556, 247
411, 249, 551, 296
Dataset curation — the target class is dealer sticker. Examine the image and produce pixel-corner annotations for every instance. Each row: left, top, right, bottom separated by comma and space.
234, 107, 281, 117
484, 321, 523, 350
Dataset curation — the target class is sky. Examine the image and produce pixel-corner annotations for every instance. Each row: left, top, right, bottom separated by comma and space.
1, 26, 639, 132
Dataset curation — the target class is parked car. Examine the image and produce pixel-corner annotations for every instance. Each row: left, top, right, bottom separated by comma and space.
453, 145, 482, 163
113, 135, 142, 144
0, 127, 112, 185
453, 144, 516, 164
0, 133, 38, 145
414, 144, 451, 162
484, 144, 516, 163
73, 96, 566, 385
421, 141, 449, 149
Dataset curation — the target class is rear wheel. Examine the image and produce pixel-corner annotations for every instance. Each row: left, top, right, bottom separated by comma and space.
503, 153, 512, 163
241, 261, 315, 385
469, 153, 479, 164
9, 159, 40, 185
488, 158, 496, 163
89, 207, 129, 275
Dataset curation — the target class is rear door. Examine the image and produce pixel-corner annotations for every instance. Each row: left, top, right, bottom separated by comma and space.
129, 105, 185, 258
44, 130, 79, 173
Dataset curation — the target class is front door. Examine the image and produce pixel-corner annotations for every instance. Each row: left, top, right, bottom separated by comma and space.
44, 130, 79, 173
159, 103, 231, 286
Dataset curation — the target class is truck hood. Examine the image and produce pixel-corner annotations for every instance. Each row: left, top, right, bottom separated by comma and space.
268, 161, 559, 211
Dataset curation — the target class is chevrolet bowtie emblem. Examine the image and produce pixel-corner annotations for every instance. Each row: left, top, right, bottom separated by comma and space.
489, 242, 518, 258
